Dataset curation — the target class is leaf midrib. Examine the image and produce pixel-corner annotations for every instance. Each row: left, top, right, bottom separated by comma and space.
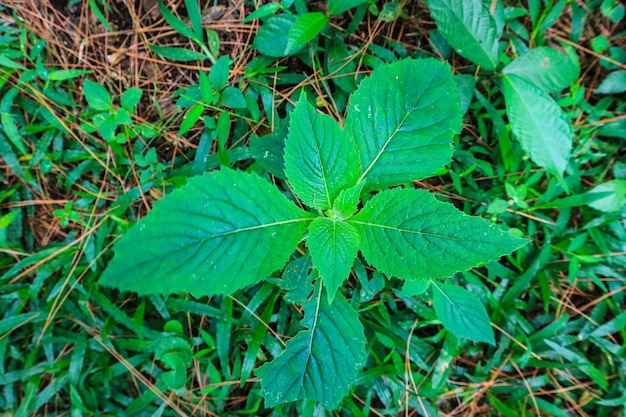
349, 220, 465, 241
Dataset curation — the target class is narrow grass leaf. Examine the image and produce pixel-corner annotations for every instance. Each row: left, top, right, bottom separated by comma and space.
429, 0, 499, 70
48, 69, 92, 81
150, 45, 210, 62
307, 217, 360, 302
349, 188, 529, 282
100, 169, 314, 297
257, 286, 367, 409
184, 0, 203, 38
284, 94, 360, 210
157, 0, 199, 41
285, 12, 328, 55
346, 58, 463, 192
503, 74, 572, 177
242, 3, 282, 23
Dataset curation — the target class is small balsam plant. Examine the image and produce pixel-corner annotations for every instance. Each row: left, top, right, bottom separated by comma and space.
101, 58, 529, 409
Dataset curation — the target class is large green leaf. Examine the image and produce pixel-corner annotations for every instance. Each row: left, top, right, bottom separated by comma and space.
432, 282, 495, 344
349, 188, 528, 281
256, 286, 367, 408
284, 95, 360, 210
502, 46, 579, 92
100, 169, 314, 297
345, 58, 463, 192
429, 0, 500, 70
307, 217, 360, 302
503, 74, 573, 177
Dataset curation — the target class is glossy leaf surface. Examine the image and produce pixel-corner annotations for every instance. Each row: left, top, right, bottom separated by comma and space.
100, 170, 313, 297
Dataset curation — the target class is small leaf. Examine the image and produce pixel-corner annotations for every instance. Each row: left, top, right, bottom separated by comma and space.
586, 180, 626, 213
502, 47, 579, 92
503, 74, 573, 177
178, 104, 203, 137
150, 45, 211, 62
121, 87, 143, 111
100, 169, 314, 297
331, 182, 364, 219
307, 217, 360, 302
83, 79, 113, 111
184, 0, 203, 39
285, 12, 328, 55
346, 58, 463, 192
256, 286, 367, 409
242, 2, 282, 23
595, 70, 626, 94
210, 55, 231, 91
328, 0, 367, 15
349, 188, 529, 282
48, 69, 92, 81
432, 282, 495, 344
429, 0, 499, 70
220, 86, 247, 109
285, 94, 360, 210
399, 279, 431, 297
253, 14, 298, 57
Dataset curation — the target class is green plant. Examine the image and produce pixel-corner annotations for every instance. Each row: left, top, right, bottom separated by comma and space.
101, 58, 528, 408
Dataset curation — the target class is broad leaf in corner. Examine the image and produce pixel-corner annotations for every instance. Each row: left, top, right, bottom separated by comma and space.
257, 286, 367, 409
503, 74, 573, 177
100, 169, 314, 297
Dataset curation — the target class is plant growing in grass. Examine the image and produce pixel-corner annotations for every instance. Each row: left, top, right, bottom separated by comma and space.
100, 58, 529, 408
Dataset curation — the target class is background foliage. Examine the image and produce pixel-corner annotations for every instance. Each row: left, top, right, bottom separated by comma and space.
0, 0, 625, 415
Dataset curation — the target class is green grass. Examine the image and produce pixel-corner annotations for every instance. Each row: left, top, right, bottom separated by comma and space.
1, 0, 625, 415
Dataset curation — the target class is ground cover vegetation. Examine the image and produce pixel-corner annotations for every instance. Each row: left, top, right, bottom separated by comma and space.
0, 0, 624, 415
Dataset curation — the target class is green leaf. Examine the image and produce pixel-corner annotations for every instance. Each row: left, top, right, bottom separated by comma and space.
503, 74, 573, 177
346, 58, 463, 192
0, 55, 26, 70
429, 0, 499, 70
253, 14, 298, 58
100, 169, 314, 297
184, 0, 203, 38
121, 87, 143, 111
432, 282, 495, 344
330, 182, 364, 219
210, 55, 231, 91
242, 3, 283, 23
586, 180, 626, 213
285, 12, 328, 56
595, 70, 626, 94
178, 104, 203, 137
256, 286, 367, 408
220, 86, 247, 109
83, 79, 113, 111
284, 94, 360, 210
307, 217, 360, 302
150, 44, 211, 62
349, 188, 529, 282
502, 46, 579, 92
328, 0, 367, 15
399, 279, 430, 297
157, 0, 199, 42
48, 69, 92, 81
